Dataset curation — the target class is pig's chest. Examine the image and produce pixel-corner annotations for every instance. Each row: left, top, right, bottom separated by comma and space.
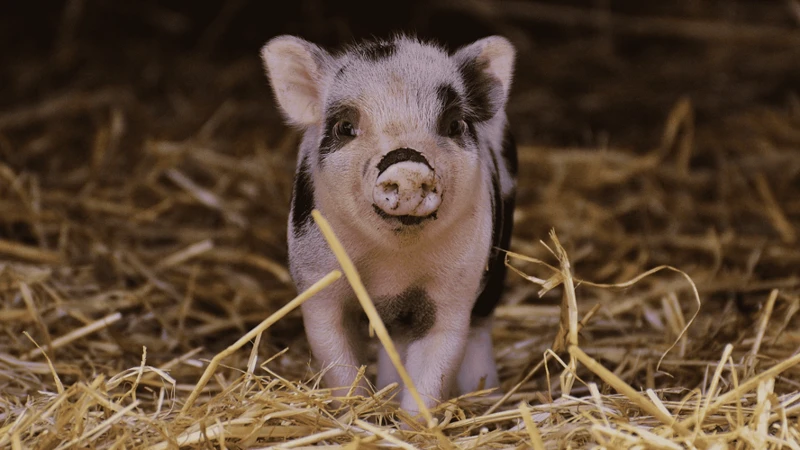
374, 287, 437, 339
344, 285, 437, 340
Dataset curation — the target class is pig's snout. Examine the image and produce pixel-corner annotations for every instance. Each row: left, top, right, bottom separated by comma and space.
372, 149, 441, 219
373, 162, 440, 216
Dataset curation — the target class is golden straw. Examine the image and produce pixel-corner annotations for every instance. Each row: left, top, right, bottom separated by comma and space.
180, 270, 342, 413
569, 346, 695, 438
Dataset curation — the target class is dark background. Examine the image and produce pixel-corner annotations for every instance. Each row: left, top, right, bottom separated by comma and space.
1, 0, 799, 393
4, 0, 799, 147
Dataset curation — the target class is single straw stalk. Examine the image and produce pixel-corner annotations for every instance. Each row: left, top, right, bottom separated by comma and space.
746, 289, 779, 377
0, 238, 61, 264
23, 312, 122, 360
311, 210, 434, 427
549, 230, 579, 396
518, 402, 545, 450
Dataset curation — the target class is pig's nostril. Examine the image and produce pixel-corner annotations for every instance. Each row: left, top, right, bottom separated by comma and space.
372, 160, 442, 220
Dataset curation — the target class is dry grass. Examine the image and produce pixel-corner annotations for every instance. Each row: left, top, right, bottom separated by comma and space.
1, 1, 800, 448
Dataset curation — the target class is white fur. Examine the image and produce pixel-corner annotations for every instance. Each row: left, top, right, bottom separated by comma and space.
261, 34, 516, 416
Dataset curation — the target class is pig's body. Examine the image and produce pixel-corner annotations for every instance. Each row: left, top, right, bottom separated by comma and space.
261, 35, 516, 414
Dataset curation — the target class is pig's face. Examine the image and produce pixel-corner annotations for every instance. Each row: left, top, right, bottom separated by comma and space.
262, 35, 514, 239
319, 45, 482, 233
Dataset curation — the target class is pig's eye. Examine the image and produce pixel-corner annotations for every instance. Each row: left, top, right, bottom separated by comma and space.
448, 119, 467, 137
334, 120, 357, 138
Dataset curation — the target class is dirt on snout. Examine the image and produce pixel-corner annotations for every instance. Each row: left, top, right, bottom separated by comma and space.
374, 161, 441, 217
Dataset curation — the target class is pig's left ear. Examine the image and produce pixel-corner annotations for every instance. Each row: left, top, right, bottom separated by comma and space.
453, 36, 516, 122
261, 35, 331, 127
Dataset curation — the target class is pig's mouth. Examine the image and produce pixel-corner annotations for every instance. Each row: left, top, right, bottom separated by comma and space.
372, 204, 438, 226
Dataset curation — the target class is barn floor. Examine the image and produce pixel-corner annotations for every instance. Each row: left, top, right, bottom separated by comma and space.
1, 1, 799, 448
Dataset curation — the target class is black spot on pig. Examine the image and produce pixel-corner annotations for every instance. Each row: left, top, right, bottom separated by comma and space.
319, 103, 360, 163
436, 84, 462, 115
501, 125, 518, 177
376, 148, 431, 174
436, 83, 472, 146
376, 287, 437, 339
291, 157, 314, 235
472, 152, 515, 318
361, 41, 396, 61
458, 58, 503, 123
335, 64, 349, 79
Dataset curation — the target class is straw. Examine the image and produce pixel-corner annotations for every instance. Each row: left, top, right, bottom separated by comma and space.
181, 270, 342, 413
2, 1, 800, 447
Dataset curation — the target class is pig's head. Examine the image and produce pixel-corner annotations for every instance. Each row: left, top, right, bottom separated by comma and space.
261, 35, 514, 239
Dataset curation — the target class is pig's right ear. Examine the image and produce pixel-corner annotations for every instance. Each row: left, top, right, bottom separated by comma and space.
261, 36, 330, 127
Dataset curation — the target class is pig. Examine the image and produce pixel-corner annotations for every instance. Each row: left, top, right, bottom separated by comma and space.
260, 34, 517, 415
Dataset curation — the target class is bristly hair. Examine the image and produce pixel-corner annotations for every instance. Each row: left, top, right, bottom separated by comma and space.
331, 33, 449, 82
334, 33, 447, 59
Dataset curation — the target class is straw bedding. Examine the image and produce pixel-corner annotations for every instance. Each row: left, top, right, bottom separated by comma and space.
1, 1, 799, 448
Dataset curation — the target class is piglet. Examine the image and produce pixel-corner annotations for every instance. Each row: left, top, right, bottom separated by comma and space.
260, 34, 517, 414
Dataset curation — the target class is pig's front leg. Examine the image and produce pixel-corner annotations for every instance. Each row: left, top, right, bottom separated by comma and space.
400, 306, 471, 415
301, 296, 369, 398
377, 341, 408, 391
456, 318, 500, 395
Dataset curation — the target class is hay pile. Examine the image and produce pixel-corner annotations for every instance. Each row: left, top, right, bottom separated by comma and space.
1, 1, 800, 448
